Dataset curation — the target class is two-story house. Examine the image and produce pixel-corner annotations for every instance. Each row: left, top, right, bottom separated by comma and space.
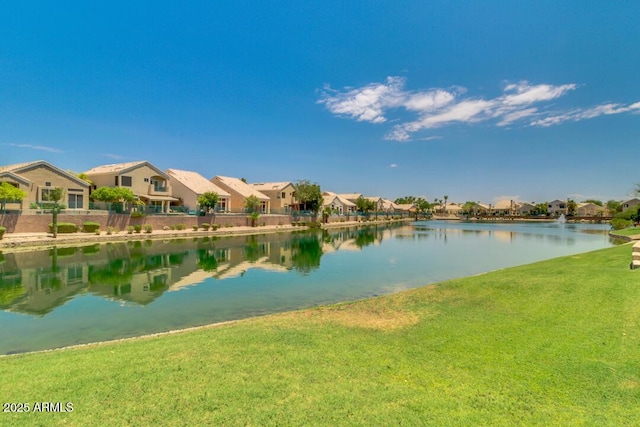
84, 161, 177, 213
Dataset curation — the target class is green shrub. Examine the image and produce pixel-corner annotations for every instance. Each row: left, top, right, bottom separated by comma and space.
201, 223, 210, 230
83, 222, 101, 233
610, 218, 632, 230
48, 223, 78, 233
106, 226, 118, 235
127, 226, 135, 234
134, 225, 142, 233
131, 211, 144, 218
0, 226, 5, 240
192, 225, 199, 231
169, 224, 177, 230
176, 223, 187, 230
144, 224, 153, 233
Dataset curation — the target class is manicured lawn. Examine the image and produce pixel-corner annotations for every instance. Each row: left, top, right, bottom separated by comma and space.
1, 244, 639, 426
610, 227, 640, 237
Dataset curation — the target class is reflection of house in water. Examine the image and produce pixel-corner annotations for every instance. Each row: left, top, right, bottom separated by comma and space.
0, 231, 334, 316
0, 248, 90, 316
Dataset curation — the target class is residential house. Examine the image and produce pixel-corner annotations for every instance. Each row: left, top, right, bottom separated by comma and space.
0, 160, 90, 210
250, 182, 297, 214
363, 196, 384, 213
166, 169, 231, 213
622, 198, 640, 211
576, 202, 604, 217
84, 161, 178, 213
322, 191, 356, 215
211, 176, 270, 213
381, 198, 401, 213
547, 200, 567, 216
492, 200, 516, 216
514, 202, 537, 216
336, 193, 363, 206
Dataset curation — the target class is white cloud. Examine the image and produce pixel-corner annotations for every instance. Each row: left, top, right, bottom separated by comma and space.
5, 143, 63, 153
102, 153, 126, 160
317, 76, 405, 123
389, 163, 398, 168
319, 77, 640, 141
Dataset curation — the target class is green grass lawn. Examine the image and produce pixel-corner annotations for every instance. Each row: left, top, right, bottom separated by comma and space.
1, 244, 639, 426
610, 227, 640, 237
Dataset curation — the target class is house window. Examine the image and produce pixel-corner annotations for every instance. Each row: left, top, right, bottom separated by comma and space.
282, 192, 286, 199
41, 188, 53, 202
68, 193, 84, 209
45, 182, 51, 187
121, 176, 132, 187
216, 199, 227, 212
115, 176, 119, 186
144, 178, 149, 182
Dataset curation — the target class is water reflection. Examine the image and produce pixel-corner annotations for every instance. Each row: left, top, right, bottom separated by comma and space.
0, 225, 396, 317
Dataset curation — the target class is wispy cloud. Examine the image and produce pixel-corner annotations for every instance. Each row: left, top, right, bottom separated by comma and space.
389, 163, 398, 168
102, 153, 126, 160
318, 77, 640, 141
4, 143, 63, 153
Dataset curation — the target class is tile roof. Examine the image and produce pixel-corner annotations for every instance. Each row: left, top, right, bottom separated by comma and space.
83, 161, 148, 175
166, 169, 230, 197
250, 182, 293, 191
213, 176, 270, 200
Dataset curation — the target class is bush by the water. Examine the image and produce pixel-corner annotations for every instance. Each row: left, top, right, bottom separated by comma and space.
48, 223, 78, 233
610, 218, 633, 230
0, 226, 5, 239
83, 222, 101, 233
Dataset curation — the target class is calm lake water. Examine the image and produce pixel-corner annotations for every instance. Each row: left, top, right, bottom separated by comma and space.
0, 220, 618, 354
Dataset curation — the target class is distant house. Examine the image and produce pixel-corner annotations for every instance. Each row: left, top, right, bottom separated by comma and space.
84, 161, 178, 213
547, 200, 567, 216
322, 191, 356, 215
0, 160, 90, 210
250, 182, 297, 214
622, 198, 640, 211
381, 198, 400, 213
211, 176, 270, 213
576, 202, 604, 217
336, 193, 363, 205
365, 196, 384, 212
514, 202, 537, 216
492, 200, 515, 216
166, 169, 231, 213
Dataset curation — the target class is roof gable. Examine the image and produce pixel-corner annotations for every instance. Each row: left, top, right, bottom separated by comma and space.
166, 169, 231, 197
85, 161, 168, 179
213, 176, 270, 200
0, 160, 90, 188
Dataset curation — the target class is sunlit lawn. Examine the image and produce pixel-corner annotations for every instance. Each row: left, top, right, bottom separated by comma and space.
610, 227, 640, 237
1, 244, 639, 426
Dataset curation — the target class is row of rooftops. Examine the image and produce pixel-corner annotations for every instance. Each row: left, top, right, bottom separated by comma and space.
2, 159, 640, 213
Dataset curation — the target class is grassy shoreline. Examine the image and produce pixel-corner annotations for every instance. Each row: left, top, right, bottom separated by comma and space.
1, 244, 639, 426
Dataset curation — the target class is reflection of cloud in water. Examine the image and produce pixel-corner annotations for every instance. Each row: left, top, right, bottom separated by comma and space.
212, 257, 289, 280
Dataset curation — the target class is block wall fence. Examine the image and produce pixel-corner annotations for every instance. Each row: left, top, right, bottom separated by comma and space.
0, 212, 292, 233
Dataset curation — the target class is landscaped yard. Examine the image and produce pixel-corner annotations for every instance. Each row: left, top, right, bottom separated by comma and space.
1, 244, 638, 426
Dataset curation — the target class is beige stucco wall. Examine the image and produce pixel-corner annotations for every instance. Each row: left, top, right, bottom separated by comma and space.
87, 165, 170, 197
3, 165, 89, 210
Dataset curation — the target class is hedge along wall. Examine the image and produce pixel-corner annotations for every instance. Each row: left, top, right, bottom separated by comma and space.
0, 212, 292, 233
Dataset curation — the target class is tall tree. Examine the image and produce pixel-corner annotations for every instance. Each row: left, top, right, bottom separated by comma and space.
295, 180, 323, 215
414, 197, 432, 219
43, 187, 64, 238
244, 195, 261, 226
0, 182, 27, 212
567, 199, 577, 216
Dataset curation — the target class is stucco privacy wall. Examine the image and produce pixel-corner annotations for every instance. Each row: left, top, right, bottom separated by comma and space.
0, 213, 292, 233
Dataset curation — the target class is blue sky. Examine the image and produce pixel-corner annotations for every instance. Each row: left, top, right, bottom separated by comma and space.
1, 1, 639, 204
